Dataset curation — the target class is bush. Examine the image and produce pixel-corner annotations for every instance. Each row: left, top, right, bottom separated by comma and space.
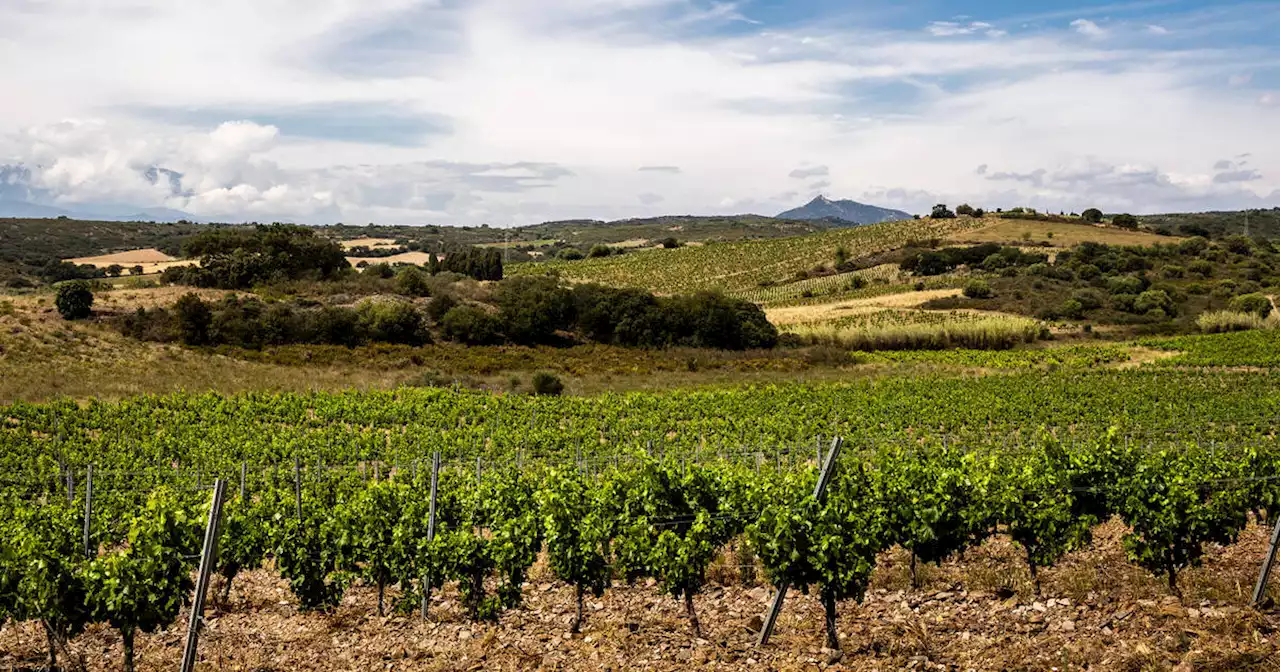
174, 293, 212, 345
559, 248, 585, 261
1223, 235, 1255, 256
963, 279, 993, 299
587, 244, 613, 258
495, 276, 573, 344
1081, 208, 1103, 223
1059, 298, 1085, 319
440, 305, 503, 345
1133, 289, 1174, 315
931, 204, 956, 219
1071, 289, 1105, 310
396, 267, 431, 297
531, 372, 565, 396
1111, 213, 1139, 229
955, 203, 976, 216
55, 280, 94, 320
661, 237, 680, 249
1162, 265, 1185, 279
357, 299, 428, 345
1230, 293, 1273, 318
425, 294, 458, 322
1188, 260, 1213, 277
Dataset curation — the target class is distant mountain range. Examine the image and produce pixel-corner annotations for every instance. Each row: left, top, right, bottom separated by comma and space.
0, 199, 199, 222
776, 195, 912, 225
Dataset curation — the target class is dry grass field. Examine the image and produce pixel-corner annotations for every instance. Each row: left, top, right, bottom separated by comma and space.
948, 219, 1178, 248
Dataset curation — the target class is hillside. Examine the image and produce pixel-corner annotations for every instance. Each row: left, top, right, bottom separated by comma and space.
777, 195, 912, 224
1139, 208, 1280, 240
510, 216, 985, 295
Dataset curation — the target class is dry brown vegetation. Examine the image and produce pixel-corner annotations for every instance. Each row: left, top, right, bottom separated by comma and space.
947, 219, 1178, 249
2, 520, 1277, 671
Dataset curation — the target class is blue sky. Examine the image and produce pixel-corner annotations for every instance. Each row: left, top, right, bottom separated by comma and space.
0, 0, 1276, 225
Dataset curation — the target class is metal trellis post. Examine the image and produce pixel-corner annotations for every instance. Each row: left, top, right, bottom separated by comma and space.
757, 436, 843, 647
180, 479, 228, 672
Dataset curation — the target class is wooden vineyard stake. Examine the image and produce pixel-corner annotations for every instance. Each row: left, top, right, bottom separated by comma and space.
82, 464, 93, 558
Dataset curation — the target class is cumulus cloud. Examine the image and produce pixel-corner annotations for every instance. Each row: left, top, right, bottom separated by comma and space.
1070, 19, 1106, 38
1146, 25, 1169, 35
0, 0, 1276, 223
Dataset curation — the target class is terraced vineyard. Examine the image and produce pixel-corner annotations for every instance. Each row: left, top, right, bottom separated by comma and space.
510, 217, 986, 295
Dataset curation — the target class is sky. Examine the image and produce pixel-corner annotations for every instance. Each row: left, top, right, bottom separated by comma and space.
0, 0, 1277, 226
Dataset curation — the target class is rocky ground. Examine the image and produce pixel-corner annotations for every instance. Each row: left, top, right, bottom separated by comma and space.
3, 520, 1280, 671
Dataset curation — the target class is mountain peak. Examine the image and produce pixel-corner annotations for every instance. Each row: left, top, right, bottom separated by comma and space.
778, 196, 911, 226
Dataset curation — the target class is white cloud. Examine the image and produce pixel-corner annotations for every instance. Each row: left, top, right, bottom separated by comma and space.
1070, 19, 1106, 38
926, 20, 996, 37
1261, 93, 1278, 107
0, 0, 1275, 223
1146, 24, 1169, 35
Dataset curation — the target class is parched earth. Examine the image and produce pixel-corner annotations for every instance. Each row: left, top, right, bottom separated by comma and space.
3, 521, 1280, 671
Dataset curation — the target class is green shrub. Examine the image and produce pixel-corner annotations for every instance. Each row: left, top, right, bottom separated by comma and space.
425, 294, 458, 322
1071, 289, 1105, 310
1081, 208, 1103, 223
1059, 298, 1085, 319
55, 280, 94, 320
1133, 289, 1174, 315
440, 305, 502, 345
1111, 213, 1138, 228
587, 245, 613, 258
173, 293, 212, 345
955, 203, 976, 216
531, 372, 565, 396
1188, 260, 1213, 277
1162, 265, 1185, 279
357, 299, 428, 345
559, 248, 584, 261
661, 237, 680, 249
396, 267, 431, 297
963, 279, 993, 299
1230, 293, 1273, 318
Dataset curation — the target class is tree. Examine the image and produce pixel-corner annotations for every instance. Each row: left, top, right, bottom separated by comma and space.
1081, 208, 1103, 223
84, 489, 202, 672
174, 293, 212, 345
661, 237, 680, 249
130, 265, 144, 276
55, 280, 94, 319
1112, 213, 1139, 229
105, 264, 125, 277
588, 244, 614, 258
532, 372, 565, 396
955, 204, 976, 217
931, 204, 956, 219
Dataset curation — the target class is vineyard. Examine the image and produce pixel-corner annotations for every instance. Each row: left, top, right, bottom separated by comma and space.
4, 371, 1280, 669
509, 217, 987, 295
